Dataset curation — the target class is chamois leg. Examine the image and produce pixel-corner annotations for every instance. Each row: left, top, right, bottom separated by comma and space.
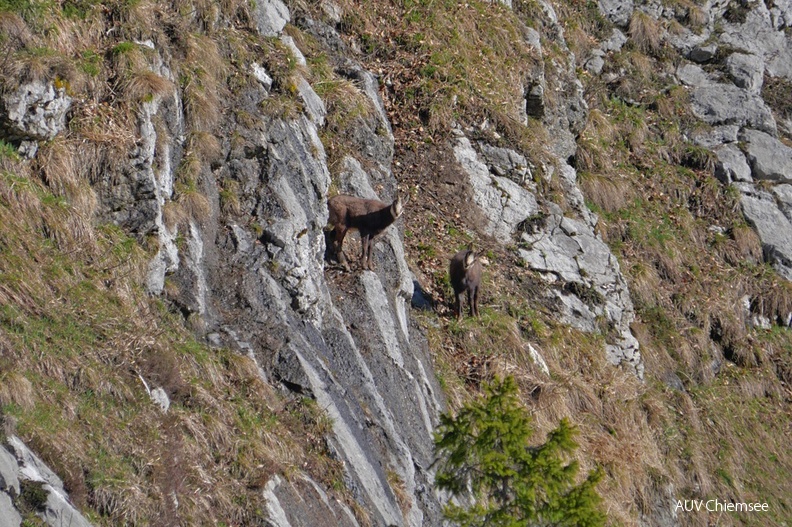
361, 234, 374, 270
335, 226, 350, 271
471, 285, 480, 318
454, 292, 462, 320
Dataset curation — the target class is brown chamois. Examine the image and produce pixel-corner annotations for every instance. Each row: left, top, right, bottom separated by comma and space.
449, 244, 482, 320
327, 194, 404, 271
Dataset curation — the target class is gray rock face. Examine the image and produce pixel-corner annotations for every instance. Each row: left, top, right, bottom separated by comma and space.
689, 43, 718, 63
263, 475, 360, 527
0, 445, 20, 496
452, 134, 540, 244
526, 83, 546, 118
692, 125, 740, 148
598, 0, 634, 26
719, 4, 792, 79
741, 128, 792, 181
2, 437, 93, 527
477, 143, 534, 186
737, 183, 792, 280
518, 206, 643, 377
200, 51, 445, 525
454, 131, 643, 377
725, 52, 764, 92
714, 143, 752, 184
602, 28, 628, 52
676, 63, 715, 87
0, 493, 22, 527
253, 0, 290, 37
296, 77, 327, 127
690, 84, 776, 134
584, 50, 606, 75
0, 80, 72, 143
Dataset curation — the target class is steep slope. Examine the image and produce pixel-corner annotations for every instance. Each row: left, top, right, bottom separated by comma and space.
0, 0, 791, 526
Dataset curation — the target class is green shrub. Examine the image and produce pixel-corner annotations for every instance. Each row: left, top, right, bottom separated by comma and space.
434, 376, 606, 527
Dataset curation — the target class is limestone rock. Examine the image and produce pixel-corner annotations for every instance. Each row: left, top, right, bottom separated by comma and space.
598, 0, 634, 26
741, 128, 792, 181
296, 77, 327, 127
602, 28, 628, 52
0, 80, 72, 143
713, 143, 752, 184
677, 63, 714, 87
251, 63, 274, 91
737, 183, 792, 280
253, 0, 290, 37
452, 134, 539, 244
518, 207, 643, 376
477, 143, 533, 185
0, 493, 21, 527
263, 475, 360, 527
280, 35, 307, 66
525, 83, 545, 118
150, 387, 170, 412
40, 486, 93, 527
0, 445, 19, 496
584, 50, 606, 75
691, 125, 740, 148
689, 43, 718, 63
719, 4, 792, 79
726, 52, 764, 93
5, 437, 94, 527
690, 84, 776, 134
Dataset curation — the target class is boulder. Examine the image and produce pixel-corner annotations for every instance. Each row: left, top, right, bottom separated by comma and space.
713, 143, 752, 184
598, 0, 634, 26
585, 50, 606, 75
737, 183, 792, 280
253, 0, 290, 37
690, 83, 776, 134
726, 52, 764, 93
689, 43, 718, 63
741, 128, 792, 181
0, 80, 72, 144
602, 28, 628, 52
719, 6, 792, 79
691, 125, 740, 148
676, 63, 714, 87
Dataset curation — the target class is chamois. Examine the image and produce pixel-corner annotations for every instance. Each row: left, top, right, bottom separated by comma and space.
327, 194, 404, 271
449, 244, 482, 319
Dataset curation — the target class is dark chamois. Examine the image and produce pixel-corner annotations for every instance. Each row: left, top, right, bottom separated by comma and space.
327, 194, 404, 271
449, 244, 482, 319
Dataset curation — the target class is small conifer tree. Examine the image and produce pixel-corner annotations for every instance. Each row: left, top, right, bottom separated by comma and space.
433, 376, 606, 527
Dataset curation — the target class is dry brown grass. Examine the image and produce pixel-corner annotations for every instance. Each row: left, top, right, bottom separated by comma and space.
629, 11, 663, 54
179, 190, 212, 225
121, 70, 175, 102
579, 172, 635, 213
188, 131, 223, 164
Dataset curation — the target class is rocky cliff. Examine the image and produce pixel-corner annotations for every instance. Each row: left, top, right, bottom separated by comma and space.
1, 0, 792, 525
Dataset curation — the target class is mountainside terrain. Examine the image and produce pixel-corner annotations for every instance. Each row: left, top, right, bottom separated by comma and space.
0, 0, 791, 525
